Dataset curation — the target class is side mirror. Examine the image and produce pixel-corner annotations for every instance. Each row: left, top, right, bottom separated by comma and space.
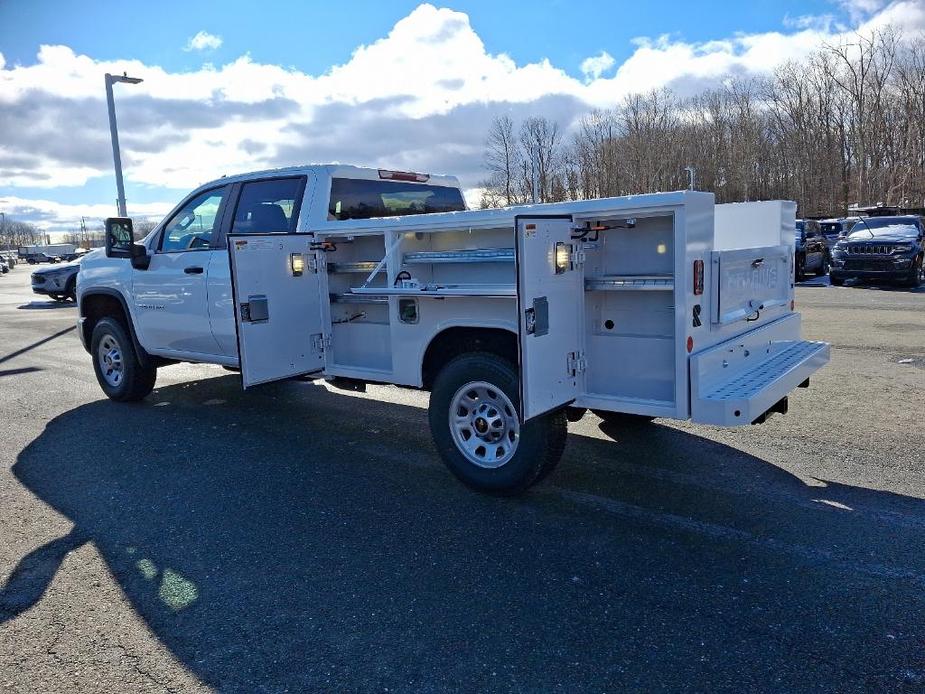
105, 217, 134, 258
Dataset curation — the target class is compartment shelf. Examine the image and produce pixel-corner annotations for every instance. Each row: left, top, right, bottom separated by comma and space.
330, 293, 389, 305
403, 248, 514, 264
327, 261, 385, 274
585, 274, 674, 291
349, 283, 515, 298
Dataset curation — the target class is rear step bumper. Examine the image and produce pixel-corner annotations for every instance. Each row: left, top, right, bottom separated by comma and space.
690, 315, 830, 426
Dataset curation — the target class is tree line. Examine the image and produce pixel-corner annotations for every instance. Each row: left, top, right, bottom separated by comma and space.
479, 27, 925, 217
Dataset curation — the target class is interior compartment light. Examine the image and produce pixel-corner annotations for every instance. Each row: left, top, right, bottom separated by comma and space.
290, 253, 305, 276
554, 242, 570, 274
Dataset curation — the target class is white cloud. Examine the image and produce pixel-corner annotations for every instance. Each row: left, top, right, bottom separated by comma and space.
1, 1, 923, 229
184, 31, 223, 52
0, 195, 175, 232
580, 51, 616, 81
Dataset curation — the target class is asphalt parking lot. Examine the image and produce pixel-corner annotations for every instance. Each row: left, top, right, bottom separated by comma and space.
1, 265, 924, 693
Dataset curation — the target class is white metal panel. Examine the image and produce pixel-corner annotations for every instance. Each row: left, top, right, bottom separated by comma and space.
516, 216, 582, 421
229, 234, 324, 387
690, 314, 829, 425
714, 201, 796, 250
711, 245, 791, 326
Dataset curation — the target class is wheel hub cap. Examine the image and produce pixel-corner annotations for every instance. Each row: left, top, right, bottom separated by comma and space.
449, 381, 519, 468
97, 334, 124, 387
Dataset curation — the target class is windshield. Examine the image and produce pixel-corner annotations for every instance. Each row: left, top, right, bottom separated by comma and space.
820, 222, 842, 235
795, 221, 804, 232
848, 218, 921, 240
328, 178, 466, 221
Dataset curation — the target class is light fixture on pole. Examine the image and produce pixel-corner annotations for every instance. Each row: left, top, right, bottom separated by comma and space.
684, 165, 696, 191
105, 72, 143, 217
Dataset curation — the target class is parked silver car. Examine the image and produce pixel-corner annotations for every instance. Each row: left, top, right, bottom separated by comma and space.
31, 259, 80, 301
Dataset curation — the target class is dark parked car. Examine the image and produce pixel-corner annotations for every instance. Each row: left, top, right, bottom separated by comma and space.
819, 218, 859, 253
795, 219, 829, 281
830, 216, 924, 287
31, 259, 80, 301
26, 253, 61, 264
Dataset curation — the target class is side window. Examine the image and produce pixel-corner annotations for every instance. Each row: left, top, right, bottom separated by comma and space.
232, 178, 303, 234
160, 187, 227, 252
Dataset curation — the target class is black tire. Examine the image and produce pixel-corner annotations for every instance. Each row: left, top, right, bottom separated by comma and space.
906, 255, 923, 288
428, 352, 567, 495
64, 277, 76, 301
593, 410, 656, 426
795, 254, 806, 282
91, 317, 157, 402
819, 253, 830, 276
830, 275, 845, 286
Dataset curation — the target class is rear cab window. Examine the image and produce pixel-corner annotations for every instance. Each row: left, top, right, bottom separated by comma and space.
328, 178, 466, 221
232, 177, 306, 233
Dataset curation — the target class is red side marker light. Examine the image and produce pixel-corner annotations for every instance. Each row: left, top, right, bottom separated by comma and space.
693, 259, 704, 295
686, 336, 694, 353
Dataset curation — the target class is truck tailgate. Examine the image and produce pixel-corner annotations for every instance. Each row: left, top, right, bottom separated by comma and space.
690, 314, 829, 426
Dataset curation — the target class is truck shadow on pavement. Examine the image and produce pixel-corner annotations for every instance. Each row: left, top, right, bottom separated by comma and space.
7, 375, 925, 690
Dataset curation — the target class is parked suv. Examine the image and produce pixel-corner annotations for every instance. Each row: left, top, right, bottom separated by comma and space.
795, 219, 829, 281
830, 216, 924, 287
31, 259, 80, 301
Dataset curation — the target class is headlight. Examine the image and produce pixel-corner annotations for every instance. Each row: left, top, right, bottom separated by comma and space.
891, 245, 913, 254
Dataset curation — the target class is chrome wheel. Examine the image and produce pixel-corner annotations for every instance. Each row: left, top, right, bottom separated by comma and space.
97, 334, 124, 387
449, 381, 519, 468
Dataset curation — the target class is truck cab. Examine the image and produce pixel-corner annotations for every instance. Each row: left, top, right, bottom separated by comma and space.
78, 165, 467, 367
78, 165, 829, 495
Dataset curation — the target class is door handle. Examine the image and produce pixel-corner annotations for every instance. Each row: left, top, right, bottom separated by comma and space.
184, 266, 204, 274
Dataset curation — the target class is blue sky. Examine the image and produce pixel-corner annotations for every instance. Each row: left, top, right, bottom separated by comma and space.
1, 0, 921, 234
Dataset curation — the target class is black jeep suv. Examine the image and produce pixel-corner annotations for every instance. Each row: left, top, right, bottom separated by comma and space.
830, 216, 924, 288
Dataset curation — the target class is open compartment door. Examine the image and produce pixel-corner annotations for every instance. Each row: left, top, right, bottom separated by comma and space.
515, 215, 583, 421
228, 234, 325, 388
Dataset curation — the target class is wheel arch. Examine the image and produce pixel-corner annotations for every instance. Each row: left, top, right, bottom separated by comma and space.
421, 325, 518, 390
79, 288, 155, 367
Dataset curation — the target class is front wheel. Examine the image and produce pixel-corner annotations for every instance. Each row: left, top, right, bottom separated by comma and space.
428, 352, 567, 495
905, 255, 923, 288
830, 275, 845, 286
91, 317, 157, 401
795, 254, 806, 282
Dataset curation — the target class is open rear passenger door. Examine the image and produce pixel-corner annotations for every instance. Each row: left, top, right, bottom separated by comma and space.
515, 215, 583, 421
229, 234, 325, 387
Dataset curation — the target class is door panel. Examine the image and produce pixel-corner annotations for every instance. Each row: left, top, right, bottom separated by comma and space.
229, 234, 324, 387
206, 251, 236, 356
132, 250, 223, 355
515, 216, 582, 421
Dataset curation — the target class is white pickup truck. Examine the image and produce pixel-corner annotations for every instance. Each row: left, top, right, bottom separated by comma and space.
78, 164, 829, 494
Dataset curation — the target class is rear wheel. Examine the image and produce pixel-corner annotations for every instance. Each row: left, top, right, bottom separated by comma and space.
830, 275, 845, 286
795, 254, 806, 282
91, 317, 157, 402
429, 352, 567, 495
64, 277, 76, 301
819, 254, 831, 276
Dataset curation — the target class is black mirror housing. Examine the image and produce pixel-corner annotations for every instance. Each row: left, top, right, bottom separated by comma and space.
105, 217, 134, 258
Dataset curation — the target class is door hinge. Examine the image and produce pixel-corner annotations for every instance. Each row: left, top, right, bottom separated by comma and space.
567, 350, 586, 377
307, 250, 324, 273
311, 333, 332, 353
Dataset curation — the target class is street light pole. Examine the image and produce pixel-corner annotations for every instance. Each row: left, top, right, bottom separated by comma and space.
104, 72, 143, 218
684, 165, 696, 191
